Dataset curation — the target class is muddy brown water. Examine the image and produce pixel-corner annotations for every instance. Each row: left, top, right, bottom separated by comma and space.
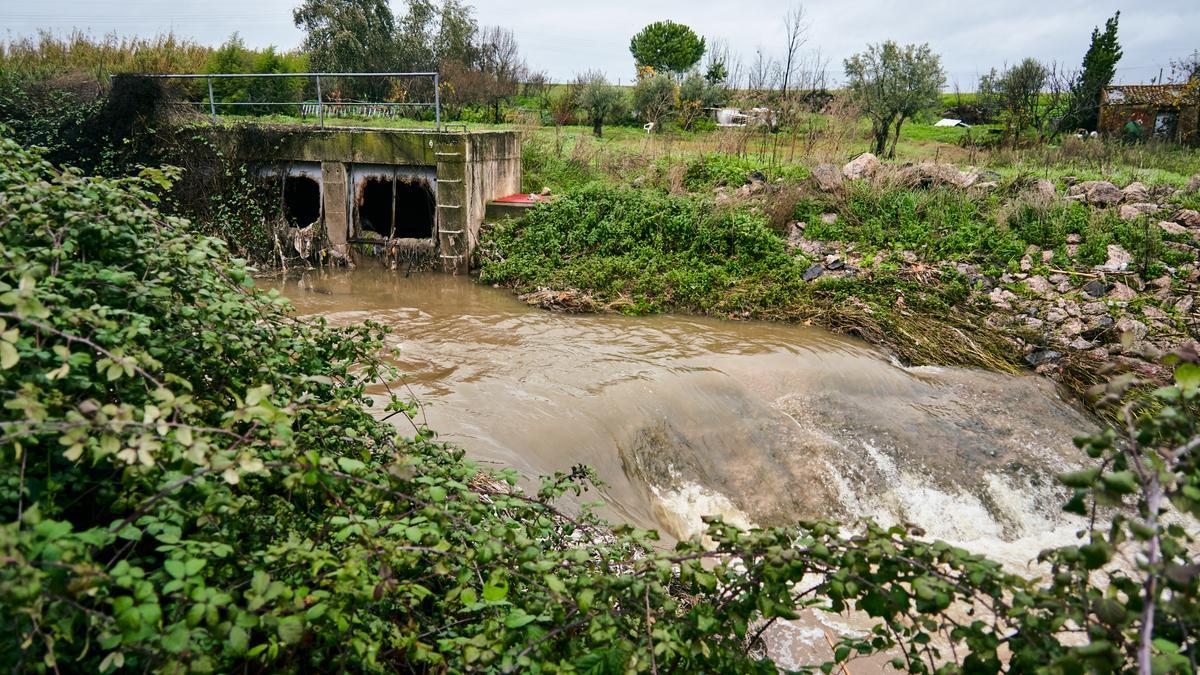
276, 267, 1095, 566
277, 266, 1103, 669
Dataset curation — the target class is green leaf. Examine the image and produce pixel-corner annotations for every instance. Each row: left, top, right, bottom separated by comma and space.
545, 574, 566, 595
1060, 467, 1101, 488
161, 624, 190, 654
305, 603, 327, 621
1102, 471, 1138, 495
165, 559, 186, 579
277, 617, 304, 645
337, 457, 366, 474
227, 626, 249, 655
98, 651, 125, 673
1080, 541, 1113, 570
505, 610, 536, 628
482, 578, 509, 602
459, 588, 477, 606
1175, 362, 1200, 393
0, 341, 17, 369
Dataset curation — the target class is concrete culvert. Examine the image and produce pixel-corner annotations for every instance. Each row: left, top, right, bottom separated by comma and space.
357, 176, 435, 239
282, 175, 321, 227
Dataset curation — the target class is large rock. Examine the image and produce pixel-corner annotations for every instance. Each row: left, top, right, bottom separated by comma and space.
1082, 279, 1110, 298
1068, 180, 1122, 206
1026, 275, 1054, 297
1108, 282, 1137, 302
1160, 221, 1188, 235
1115, 317, 1148, 341
842, 153, 881, 180
1097, 244, 1132, 272
1122, 181, 1149, 202
896, 162, 974, 188
811, 163, 843, 192
1119, 203, 1158, 221
1029, 178, 1056, 201
1176, 209, 1200, 228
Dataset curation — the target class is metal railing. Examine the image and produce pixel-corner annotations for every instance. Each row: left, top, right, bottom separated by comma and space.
122, 72, 442, 130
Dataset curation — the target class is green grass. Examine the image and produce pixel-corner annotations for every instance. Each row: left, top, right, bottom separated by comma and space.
478, 185, 1019, 371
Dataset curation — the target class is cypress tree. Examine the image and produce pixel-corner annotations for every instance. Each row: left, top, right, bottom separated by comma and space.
1063, 12, 1122, 132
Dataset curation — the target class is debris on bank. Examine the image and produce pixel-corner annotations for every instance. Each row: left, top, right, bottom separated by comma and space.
519, 288, 599, 313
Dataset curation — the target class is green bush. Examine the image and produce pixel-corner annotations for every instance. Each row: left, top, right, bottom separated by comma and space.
682, 154, 809, 191
480, 184, 807, 312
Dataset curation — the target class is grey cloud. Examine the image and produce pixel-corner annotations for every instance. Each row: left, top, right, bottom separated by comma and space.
2, 0, 1195, 86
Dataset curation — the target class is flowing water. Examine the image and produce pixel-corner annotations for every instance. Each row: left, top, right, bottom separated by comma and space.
277, 267, 1096, 570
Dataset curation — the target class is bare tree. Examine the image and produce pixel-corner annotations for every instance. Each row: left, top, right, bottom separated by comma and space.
475, 26, 527, 122
747, 48, 778, 97
779, 4, 809, 103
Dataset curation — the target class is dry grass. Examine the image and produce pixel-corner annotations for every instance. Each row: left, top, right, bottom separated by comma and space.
0, 31, 212, 83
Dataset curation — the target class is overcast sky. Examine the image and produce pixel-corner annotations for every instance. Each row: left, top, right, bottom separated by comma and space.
1, 0, 1196, 88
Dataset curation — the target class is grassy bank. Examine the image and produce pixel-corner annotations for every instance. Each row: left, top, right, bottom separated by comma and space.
479, 158, 1200, 397
479, 184, 1018, 372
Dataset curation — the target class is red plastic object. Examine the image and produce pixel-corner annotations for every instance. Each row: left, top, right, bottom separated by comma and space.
492, 193, 546, 204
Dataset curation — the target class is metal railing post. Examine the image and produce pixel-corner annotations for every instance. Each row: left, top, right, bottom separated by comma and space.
433, 73, 441, 132
207, 77, 216, 122
315, 75, 324, 128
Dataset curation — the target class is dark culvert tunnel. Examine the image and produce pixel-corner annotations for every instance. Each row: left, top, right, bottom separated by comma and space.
282, 175, 322, 228
357, 176, 435, 239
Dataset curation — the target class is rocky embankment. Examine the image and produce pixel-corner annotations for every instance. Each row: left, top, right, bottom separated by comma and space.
788, 153, 1200, 389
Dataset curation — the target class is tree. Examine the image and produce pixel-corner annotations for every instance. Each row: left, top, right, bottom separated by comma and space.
844, 41, 945, 158
677, 71, 723, 130
393, 0, 437, 72
1061, 12, 1121, 132
1168, 49, 1200, 83
986, 59, 1048, 140
629, 21, 705, 78
475, 26, 527, 123
574, 71, 625, 138
779, 5, 809, 104
981, 59, 1073, 143
432, 0, 479, 67
632, 71, 677, 131
293, 0, 396, 99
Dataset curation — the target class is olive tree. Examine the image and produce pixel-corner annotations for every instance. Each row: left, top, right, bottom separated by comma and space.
629, 21, 705, 78
843, 41, 945, 158
632, 71, 676, 132
980, 58, 1071, 143
574, 71, 625, 138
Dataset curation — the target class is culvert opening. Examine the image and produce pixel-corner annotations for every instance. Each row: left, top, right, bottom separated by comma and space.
282, 175, 321, 227
357, 176, 435, 239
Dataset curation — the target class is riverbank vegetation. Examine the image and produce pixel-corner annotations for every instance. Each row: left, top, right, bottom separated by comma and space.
4, 132, 1200, 673
4, 1, 1200, 670
481, 150, 1200, 400
479, 184, 1016, 372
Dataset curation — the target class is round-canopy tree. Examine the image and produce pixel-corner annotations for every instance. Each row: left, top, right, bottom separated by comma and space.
629, 20, 705, 78
844, 41, 945, 158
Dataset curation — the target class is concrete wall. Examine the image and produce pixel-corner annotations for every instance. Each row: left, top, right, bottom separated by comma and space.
463, 133, 523, 263
218, 126, 521, 271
